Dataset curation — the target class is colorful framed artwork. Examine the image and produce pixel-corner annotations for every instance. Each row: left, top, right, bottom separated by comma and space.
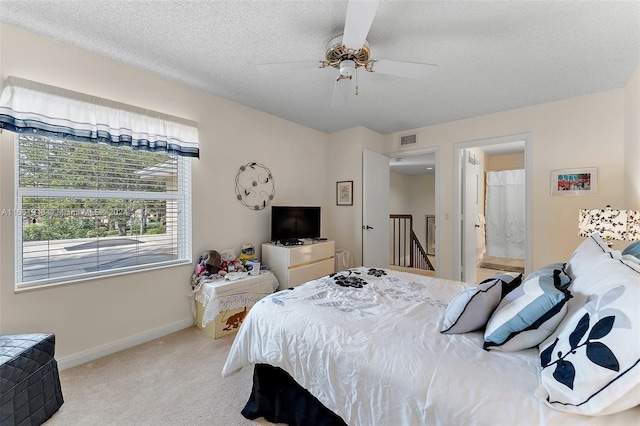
550, 167, 597, 196
336, 181, 353, 206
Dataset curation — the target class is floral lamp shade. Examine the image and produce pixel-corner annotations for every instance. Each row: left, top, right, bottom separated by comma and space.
628, 210, 640, 241
579, 206, 640, 242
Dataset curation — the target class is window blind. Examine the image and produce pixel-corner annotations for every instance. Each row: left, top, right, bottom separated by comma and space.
14, 134, 191, 289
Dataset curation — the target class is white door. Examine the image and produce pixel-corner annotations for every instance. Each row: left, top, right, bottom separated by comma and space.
362, 149, 389, 267
462, 150, 481, 282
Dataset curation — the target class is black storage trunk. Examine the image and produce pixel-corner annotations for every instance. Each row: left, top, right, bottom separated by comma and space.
0, 333, 64, 426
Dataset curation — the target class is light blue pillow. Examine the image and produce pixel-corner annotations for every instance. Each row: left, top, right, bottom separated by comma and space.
484, 274, 572, 351
527, 263, 571, 289
622, 240, 640, 259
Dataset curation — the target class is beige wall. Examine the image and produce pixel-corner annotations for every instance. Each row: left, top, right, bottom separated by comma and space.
0, 24, 330, 366
624, 67, 640, 210
390, 171, 413, 215
385, 88, 630, 278
408, 174, 436, 249
486, 152, 525, 171
326, 126, 385, 267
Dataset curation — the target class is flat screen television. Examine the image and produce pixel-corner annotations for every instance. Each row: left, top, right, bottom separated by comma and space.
271, 206, 321, 242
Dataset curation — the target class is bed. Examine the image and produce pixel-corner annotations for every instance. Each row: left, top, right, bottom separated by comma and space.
222, 235, 640, 425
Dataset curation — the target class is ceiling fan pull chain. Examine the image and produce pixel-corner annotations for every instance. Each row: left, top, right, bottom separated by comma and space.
355, 68, 359, 96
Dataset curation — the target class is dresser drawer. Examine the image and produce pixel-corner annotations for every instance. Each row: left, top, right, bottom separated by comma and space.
287, 258, 335, 288
288, 241, 335, 266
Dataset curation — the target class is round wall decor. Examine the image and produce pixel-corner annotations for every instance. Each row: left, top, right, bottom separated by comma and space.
235, 162, 275, 210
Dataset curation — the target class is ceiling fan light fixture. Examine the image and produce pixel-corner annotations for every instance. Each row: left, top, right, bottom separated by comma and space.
340, 60, 356, 77
325, 35, 371, 68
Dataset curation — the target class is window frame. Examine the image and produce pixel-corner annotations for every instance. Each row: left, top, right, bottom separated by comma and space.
13, 133, 192, 291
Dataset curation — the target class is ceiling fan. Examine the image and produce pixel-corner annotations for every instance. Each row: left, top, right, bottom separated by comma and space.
257, 0, 438, 107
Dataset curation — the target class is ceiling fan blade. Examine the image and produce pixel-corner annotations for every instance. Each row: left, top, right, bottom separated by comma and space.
331, 76, 355, 107
257, 60, 325, 73
342, 0, 379, 51
369, 59, 438, 79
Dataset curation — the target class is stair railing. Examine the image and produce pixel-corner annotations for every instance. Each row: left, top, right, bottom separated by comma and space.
389, 214, 434, 271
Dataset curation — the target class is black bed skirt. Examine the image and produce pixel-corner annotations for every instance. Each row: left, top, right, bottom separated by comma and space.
241, 364, 347, 426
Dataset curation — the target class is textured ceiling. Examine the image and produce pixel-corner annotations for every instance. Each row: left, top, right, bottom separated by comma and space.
1, 0, 639, 136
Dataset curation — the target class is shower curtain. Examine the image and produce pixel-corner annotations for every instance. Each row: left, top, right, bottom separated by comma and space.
485, 169, 525, 259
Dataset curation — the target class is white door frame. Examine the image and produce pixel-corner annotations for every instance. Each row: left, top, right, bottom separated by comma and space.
387, 147, 440, 276
453, 133, 532, 281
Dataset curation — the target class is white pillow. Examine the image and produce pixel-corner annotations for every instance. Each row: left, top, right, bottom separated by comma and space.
566, 234, 612, 279
440, 279, 502, 334
441, 272, 522, 334
537, 256, 640, 415
483, 274, 571, 351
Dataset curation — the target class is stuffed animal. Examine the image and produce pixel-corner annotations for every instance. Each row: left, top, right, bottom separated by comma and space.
238, 243, 257, 265
201, 250, 222, 275
191, 249, 223, 290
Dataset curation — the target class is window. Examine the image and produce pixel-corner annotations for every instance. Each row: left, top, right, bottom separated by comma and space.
14, 134, 192, 289
0, 76, 198, 289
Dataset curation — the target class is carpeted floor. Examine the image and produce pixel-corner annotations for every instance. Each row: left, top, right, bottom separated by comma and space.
45, 327, 280, 426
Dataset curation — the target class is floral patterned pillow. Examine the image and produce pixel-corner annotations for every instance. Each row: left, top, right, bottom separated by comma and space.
536, 257, 640, 415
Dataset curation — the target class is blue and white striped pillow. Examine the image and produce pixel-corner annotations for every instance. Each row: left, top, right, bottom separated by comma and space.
483, 274, 571, 351
526, 263, 572, 289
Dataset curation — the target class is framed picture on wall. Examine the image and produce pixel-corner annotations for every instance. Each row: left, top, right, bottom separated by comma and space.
336, 181, 353, 206
550, 167, 598, 196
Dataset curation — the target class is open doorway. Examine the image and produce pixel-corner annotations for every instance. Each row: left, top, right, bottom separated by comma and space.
387, 148, 439, 275
454, 134, 532, 283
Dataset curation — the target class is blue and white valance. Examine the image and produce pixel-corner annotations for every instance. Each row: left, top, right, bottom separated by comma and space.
0, 76, 199, 158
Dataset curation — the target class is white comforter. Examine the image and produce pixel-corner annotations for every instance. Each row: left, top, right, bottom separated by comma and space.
222, 267, 639, 426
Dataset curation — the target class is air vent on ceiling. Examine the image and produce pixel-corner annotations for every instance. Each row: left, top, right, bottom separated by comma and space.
400, 134, 417, 146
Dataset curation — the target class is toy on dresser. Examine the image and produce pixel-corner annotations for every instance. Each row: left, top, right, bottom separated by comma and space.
220, 247, 251, 273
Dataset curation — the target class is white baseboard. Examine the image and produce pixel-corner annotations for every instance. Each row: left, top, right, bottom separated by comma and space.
57, 318, 194, 371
